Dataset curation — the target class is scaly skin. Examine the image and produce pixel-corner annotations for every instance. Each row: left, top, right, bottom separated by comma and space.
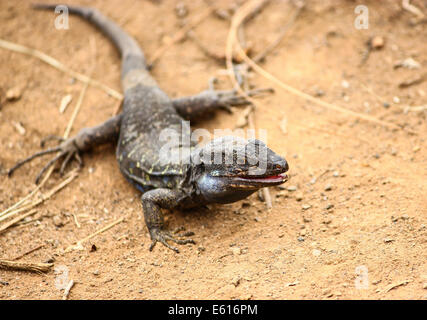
9, 5, 289, 253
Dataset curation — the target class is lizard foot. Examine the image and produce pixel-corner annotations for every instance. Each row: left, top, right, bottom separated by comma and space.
148, 227, 195, 253
207, 77, 274, 111
8, 136, 83, 184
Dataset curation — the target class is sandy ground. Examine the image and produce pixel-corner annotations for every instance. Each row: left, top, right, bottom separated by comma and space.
0, 0, 426, 300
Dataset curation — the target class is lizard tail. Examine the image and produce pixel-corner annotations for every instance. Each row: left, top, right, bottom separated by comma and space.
33, 3, 156, 90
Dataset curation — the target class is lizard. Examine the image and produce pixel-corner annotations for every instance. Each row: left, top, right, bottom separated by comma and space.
8, 4, 289, 253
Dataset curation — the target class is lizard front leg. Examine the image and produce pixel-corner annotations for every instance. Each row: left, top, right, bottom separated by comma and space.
171, 79, 273, 120
141, 188, 195, 253
8, 114, 122, 184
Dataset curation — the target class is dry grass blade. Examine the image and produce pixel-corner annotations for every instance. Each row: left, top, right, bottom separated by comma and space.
63, 217, 125, 254
0, 38, 122, 100
0, 169, 78, 224
1, 38, 97, 222
383, 279, 410, 293
13, 244, 45, 261
62, 280, 75, 300
225, 0, 275, 209
252, 2, 303, 64
0, 259, 53, 273
0, 184, 43, 218
0, 209, 37, 234
227, 0, 403, 132
403, 105, 427, 112
402, 0, 425, 19
149, 5, 216, 67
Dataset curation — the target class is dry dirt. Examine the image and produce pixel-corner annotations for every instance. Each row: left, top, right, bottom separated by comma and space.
0, 0, 426, 300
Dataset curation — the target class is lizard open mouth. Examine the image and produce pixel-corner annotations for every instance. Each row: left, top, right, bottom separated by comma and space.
240, 173, 288, 183
232, 172, 288, 188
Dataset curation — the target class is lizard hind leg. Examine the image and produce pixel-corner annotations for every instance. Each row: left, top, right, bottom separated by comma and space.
8, 137, 82, 184
8, 114, 122, 184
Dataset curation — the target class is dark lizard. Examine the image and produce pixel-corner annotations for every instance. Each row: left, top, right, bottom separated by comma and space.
8, 4, 289, 253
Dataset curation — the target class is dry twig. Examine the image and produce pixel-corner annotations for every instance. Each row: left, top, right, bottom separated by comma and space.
149, 6, 216, 67
0, 209, 38, 234
63, 217, 125, 254
1, 38, 97, 223
12, 244, 45, 261
62, 280, 75, 300
383, 280, 411, 293
228, 1, 404, 131
402, 0, 425, 19
226, 0, 275, 209
0, 259, 53, 273
0, 38, 122, 100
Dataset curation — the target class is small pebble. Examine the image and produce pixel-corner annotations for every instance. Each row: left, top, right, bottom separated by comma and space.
312, 249, 321, 257
287, 185, 297, 192
295, 193, 304, 201
6, 87, 22, 101
370, 36, 385, 49
230, 247, 241, 256
332, 171, 339, 177
175, 2, 188, 18
241, 201, 250, 208
341, 80, 350, 89
324, 184, 333, 191
315, 89, 325, 97
325, 204, 334, 210
231, 276, 241, 287
52, 215, 64, 228
323, 218, 332, 225
322, 289, 333, 297
394, 57, 421, 69
302, 204, 311, 210
393, 96, 400, 104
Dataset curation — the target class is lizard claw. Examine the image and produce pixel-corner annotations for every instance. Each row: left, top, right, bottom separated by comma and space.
8, 136, 82, 184
210, 87, 275, 110
148, 228, 195, 253
40, 135, 66, 147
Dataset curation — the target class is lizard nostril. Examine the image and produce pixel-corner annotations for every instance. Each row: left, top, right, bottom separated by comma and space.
275, 160, 288, 172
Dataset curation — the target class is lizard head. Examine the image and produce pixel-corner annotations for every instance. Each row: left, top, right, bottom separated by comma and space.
192, 136, 288, 204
